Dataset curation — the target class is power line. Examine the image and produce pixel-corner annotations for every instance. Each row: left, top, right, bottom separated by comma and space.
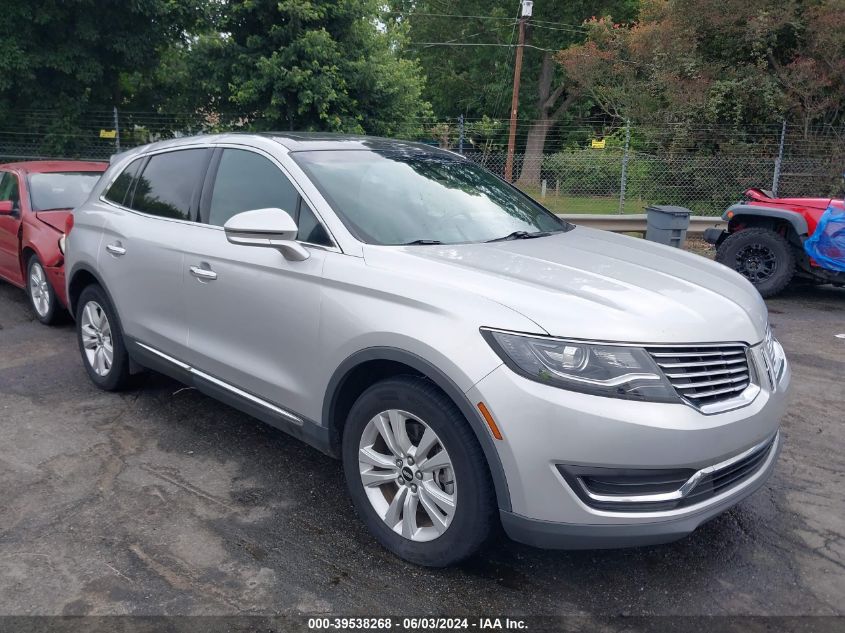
529, 22, 590, 35
419, 31, 488, 49
406, 42, 560, 52
386, 11, 523, 21
491, 2, 522, 120
530, 18, 588, 30
387, 10, 591, 31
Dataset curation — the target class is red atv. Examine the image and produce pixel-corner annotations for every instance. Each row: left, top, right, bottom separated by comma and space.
704, 188, 845, 297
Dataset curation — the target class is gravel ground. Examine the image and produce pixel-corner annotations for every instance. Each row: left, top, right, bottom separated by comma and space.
0, 278, 843, 617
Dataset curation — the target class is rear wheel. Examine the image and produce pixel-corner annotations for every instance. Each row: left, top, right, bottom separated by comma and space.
716, 227, 796, 298
342, 376, 495, 567
75, 285, 131, 391
27, 256, 60, 325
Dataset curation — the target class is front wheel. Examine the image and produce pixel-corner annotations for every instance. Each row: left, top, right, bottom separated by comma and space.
27, 256, 61, 325
716, 227, 796, 298
75, 284, 131, 391
342, 376, 496, 567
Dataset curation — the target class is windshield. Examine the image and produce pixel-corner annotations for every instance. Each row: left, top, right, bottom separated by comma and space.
293, 150, 568, 245
28, 171, 103, 211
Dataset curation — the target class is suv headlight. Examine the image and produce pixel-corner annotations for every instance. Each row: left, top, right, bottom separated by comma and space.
763, 325, 786, 383
481, 329, 679, 402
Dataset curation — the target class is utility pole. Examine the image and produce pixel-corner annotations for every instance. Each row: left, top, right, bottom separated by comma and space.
504, 0, 532, 182
113, 106, 120, 153
618, 119, 631, 214
772, 119, 787, 197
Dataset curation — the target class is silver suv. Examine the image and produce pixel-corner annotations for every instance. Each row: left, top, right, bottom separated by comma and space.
65, 134, 790, 566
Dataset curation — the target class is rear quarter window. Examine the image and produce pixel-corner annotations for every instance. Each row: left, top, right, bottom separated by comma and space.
104, 158, 144, 207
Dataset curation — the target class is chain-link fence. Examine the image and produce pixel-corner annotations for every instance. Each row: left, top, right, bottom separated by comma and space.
465, 150, 845, 215
458, 120, 844, 215
461, 152, 843, 216
1, 111, 842, 216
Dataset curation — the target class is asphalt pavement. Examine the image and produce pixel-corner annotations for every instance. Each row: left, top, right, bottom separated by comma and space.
0, 280, 843, 617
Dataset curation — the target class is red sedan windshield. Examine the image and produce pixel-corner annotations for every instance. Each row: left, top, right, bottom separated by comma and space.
28, 171, 103, 211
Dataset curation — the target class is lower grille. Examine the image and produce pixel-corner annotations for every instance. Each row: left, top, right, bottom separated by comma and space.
559, 433, 778, 512
646, 344, 752, 408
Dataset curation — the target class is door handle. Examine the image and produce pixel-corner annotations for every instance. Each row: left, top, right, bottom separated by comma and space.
190, 265, 217, 281
106, 243, 126, 256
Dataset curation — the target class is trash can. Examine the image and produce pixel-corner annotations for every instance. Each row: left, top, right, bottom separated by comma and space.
646, 205, 692, 248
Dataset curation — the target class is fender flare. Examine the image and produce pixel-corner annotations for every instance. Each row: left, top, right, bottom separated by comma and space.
724, 204, 809, 237
323, 347, 512, 511
66, 262, 122, 322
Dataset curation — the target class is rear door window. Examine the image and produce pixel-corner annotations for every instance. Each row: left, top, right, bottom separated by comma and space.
131, 149, 209, 221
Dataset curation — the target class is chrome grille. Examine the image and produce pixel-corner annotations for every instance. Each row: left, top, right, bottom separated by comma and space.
647, 345, 751, 407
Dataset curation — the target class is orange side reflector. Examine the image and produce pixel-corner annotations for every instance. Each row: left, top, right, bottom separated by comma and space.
727, 211, 734, 218
477, 402, 503, 440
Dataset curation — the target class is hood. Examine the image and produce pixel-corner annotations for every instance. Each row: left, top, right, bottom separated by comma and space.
35, 209, 71, 233
746, 190, 832, 210
363, 227, 768, 345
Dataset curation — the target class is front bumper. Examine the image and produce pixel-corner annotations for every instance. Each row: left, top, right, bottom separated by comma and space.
500, 431, 781, 549
466, 352, 790, 548
43, 263, 68, 308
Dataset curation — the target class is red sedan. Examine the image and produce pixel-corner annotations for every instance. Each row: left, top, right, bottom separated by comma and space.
0, 160, 107, 324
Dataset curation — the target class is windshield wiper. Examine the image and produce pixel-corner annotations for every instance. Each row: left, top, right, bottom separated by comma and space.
485, 230, 553, 243
399, 239, 443, 245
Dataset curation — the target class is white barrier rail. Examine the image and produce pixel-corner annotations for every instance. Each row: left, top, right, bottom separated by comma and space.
556, 214, 726, 235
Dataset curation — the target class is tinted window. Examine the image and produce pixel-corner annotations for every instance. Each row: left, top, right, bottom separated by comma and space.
297, 201, 332, 246
28, 172, 102, 211
104, 158, 143, 207
0, 172, 20, 205
208, 149, 299, 227
132, 149, 208, 221
293, 150, 567, 245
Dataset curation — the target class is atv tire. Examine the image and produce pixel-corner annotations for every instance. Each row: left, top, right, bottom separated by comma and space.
716, 227, 796, 298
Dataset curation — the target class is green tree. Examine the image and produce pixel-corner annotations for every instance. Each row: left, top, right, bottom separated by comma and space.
557, 0, 845, 134
392, 0, 637, 184
0, 0, 206, 154
174, 0, 432, 137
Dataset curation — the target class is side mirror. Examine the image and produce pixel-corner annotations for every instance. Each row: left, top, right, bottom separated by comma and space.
223, 208, 310, 261
0, 200, 14, 215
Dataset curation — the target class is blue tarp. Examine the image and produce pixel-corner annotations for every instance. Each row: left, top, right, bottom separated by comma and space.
804, 205, 845, 272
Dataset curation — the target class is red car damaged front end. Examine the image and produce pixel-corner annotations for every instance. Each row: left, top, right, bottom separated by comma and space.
30, 208, 75, 306
0, 160, 106, 321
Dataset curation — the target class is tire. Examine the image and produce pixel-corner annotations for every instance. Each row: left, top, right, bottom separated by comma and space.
75, 284, 131, 391
342, 376, 496, 567
26, 255, 61, 325
716, 227, 796, 298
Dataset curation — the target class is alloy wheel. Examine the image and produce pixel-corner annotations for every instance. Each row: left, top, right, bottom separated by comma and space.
735, 243, 777, 283
28, 261, 51, 317
358, 409, 457, 542
80, 301, 114, 377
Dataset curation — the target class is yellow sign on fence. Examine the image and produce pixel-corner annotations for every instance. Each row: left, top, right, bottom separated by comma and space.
99, 129, 117, 139
591, 138, 606, 149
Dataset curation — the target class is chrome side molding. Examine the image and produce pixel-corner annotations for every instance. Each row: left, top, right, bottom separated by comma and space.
135, 341, 304, 426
